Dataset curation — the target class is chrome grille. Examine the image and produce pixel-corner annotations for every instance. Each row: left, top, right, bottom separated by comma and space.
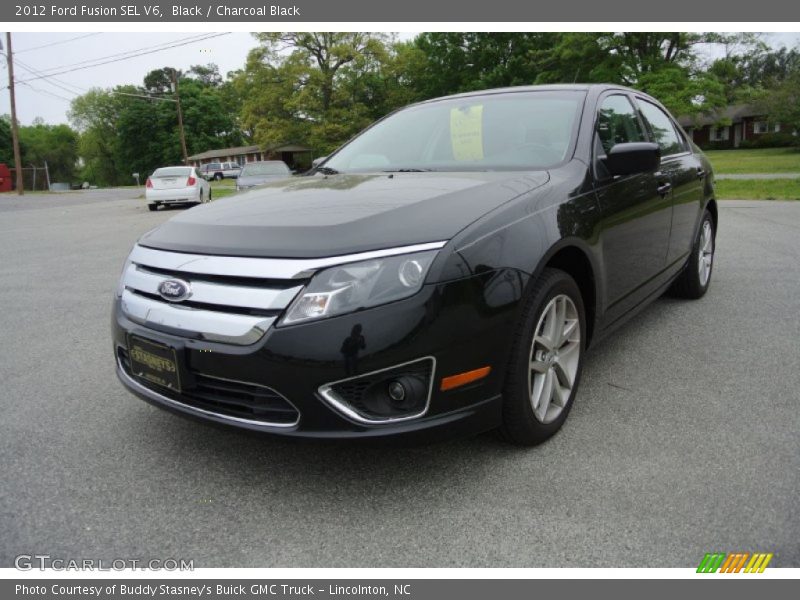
120, 245, 305, 345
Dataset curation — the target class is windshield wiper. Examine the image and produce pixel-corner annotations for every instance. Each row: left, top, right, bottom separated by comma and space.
315, 166, 340, 175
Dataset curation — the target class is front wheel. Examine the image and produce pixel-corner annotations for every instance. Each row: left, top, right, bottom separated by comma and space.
669, 209, 715, 299
499, 268, 586, 446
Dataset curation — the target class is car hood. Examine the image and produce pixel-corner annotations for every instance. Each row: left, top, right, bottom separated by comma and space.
140, 171, 550, 258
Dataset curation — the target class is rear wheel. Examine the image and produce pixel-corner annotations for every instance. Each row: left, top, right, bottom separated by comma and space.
214, 173, 223, 181
669, 209, 715, 299
147, 203, 158, 212
499, 268, 586, 446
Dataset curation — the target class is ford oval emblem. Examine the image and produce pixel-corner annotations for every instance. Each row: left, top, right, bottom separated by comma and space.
157, 278, 192, 302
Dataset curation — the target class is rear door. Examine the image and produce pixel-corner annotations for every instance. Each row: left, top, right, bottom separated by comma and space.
593, 92, 673, 323
635, 97, 706, 267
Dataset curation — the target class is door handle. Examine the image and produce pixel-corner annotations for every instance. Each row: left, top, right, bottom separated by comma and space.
657, 182, 672, 197
696, 168, 706, 179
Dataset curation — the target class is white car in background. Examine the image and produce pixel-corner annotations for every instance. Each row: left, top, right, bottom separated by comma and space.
145, 166, 211, 211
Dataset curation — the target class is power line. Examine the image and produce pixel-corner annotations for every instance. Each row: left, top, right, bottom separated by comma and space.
13, 55, 183, 120
23, 32, 213, 76
15, 33, 230, 84
14, 58, 177, 103
18, 82, 74, 103
15, 33, 101, 54
13, 58, 86, 97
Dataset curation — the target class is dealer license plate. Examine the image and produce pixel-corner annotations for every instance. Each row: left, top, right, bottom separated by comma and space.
127, 335, 182, 392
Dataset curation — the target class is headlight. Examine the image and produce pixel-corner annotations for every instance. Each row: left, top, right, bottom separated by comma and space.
280, 250, 439, 325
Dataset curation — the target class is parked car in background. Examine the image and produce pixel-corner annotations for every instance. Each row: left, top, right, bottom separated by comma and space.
199, 161, 241, 181
236, 161, 292, 191
114, 84, 716, 445
145, 166, 211, 211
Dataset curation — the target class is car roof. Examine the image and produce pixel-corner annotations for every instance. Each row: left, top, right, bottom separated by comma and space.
417, 83, 648, 105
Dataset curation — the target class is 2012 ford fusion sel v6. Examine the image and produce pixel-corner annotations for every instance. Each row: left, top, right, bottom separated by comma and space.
112, 84, 716, 445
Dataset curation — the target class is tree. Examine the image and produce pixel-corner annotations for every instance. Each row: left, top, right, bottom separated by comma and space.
752, 72, 800, 134
408, 33, 756, 118
239, 32, 399, 154
69, 88, 132, 185
70, 68, 245, 185
188, 63, 223, 87
143, 67, 178, 95
0, 115, 14, 165
18, 121, 79, 182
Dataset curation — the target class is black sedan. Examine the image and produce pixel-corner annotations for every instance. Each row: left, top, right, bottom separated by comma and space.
112, 84, 716, 445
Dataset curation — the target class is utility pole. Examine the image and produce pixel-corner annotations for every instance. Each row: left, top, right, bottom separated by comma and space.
171, 68, 188, 164
4, 33, 24, 195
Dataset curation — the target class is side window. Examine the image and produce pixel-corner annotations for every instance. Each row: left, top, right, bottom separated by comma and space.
596, 95, 646, 154
637, 100, 684, 156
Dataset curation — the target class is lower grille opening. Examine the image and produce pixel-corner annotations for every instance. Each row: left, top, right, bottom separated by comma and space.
118, 347, 299, 425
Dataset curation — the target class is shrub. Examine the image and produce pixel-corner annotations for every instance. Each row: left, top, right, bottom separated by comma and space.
739, 132, 800, 149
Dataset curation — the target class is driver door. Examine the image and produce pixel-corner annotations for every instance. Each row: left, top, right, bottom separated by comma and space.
593, 93, 673, 324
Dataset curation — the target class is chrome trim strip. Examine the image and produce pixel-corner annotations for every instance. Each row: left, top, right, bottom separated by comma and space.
120, 289, 275, 345
130, 241, 448, 280
125, 264, 303, 311
117, 358, 300, 428
317, 357, 436, 425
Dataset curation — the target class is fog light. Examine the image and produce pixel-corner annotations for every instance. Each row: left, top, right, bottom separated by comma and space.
319, 358, 434, 423
387, 380, 406, 404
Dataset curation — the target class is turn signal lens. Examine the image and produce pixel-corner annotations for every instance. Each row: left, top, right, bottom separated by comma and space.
145, 178, 153, 188
440, 366, 492, 391
187, 176, 197, 186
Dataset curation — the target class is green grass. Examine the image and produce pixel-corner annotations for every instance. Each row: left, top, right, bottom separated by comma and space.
705, 148, 800, 174
209, 178, 237, 200
715, 178, 800, 200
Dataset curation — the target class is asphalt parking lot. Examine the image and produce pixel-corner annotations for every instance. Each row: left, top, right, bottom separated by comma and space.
1, 191, 798, 568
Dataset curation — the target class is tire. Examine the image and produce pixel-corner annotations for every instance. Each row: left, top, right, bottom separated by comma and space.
214, 173, 223, 181
208, 189, 212, 202
499, 268, 586, 446
197, 191, 204, 205
669, 209, 715, 299
147, 203, 158, 212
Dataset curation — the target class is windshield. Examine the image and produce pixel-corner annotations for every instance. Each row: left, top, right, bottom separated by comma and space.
241, 162, 291, 176
152, 167, 192, 177
324, 91, 585, 173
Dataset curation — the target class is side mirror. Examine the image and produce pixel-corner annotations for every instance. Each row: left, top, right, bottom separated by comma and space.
311, 156, 328, 168
605, 142, 660, 177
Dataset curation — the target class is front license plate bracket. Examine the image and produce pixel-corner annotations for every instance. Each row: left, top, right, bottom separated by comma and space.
127, 334, 182, 393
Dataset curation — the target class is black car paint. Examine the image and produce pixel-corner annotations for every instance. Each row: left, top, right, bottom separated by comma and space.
114, 84, 716, 440
139, 171, 550, 259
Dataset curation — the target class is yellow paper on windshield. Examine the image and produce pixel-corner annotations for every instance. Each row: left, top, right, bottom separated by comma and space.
450, 105, 484, 161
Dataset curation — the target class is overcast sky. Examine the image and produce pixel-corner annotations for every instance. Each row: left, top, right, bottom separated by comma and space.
2, 31, 799, 126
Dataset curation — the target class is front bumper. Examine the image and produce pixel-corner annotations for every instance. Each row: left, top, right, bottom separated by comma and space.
112, 270, 528, 441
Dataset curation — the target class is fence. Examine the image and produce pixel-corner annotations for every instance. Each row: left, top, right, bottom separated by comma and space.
4, 164, 52, 192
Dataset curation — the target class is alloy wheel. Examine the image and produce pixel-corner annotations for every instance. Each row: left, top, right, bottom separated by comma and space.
698, 220, 713, 286
528, 294, 581, 424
